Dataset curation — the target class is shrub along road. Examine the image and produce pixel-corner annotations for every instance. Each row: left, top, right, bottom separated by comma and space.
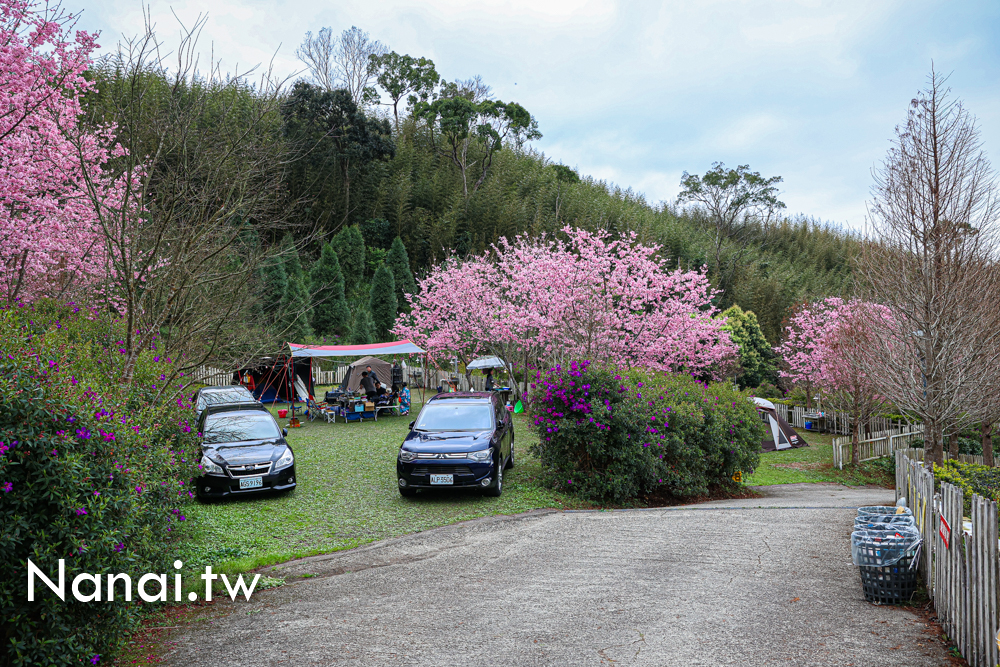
162, 484, 951, 666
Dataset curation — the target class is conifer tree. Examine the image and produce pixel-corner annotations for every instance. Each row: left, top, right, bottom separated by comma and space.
719, 304, 776, 389
369, 262, 398, 340
281, 272, 314, 341
258, 255, 288, 312
281, 233, 309, 290
350, 307, 375, 345
310, 242, 351, 336
386, 236, 417, 311
332, 225, 365, 296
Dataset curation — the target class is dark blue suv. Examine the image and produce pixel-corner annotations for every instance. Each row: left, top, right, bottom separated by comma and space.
397, 393, 514, 498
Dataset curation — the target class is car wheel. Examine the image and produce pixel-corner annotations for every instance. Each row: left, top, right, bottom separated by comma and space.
399, 486, 417, 498
484, 458, 503, 497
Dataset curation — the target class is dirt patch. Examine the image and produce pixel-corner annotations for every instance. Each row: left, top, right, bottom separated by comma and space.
773, 462, 827, 471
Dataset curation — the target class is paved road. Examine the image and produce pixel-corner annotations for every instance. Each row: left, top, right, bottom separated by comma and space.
165, 484, 952, 666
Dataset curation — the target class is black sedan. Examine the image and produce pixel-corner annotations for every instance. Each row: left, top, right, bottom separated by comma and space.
397, 392, 514, 498
193, 384, 259, 417
195, 406, 297, 499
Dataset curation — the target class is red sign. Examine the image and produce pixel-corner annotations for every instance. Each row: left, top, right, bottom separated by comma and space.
940, 516, 951, 549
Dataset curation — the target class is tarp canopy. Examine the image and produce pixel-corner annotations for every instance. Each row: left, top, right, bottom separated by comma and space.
237, 357, 314, 404
288, 340, 424, 358
467, 356, 506, 370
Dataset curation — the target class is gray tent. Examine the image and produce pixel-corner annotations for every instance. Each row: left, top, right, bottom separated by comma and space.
752, 397, 808, 452
339, 356, 394, 392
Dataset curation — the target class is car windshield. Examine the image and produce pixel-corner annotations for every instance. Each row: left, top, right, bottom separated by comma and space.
414, 403, 493, 431
203, 413, 280, 444
197, 388, 253, 411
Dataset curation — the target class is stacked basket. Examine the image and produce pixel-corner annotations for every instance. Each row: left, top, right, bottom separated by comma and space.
851, 506, 922, 605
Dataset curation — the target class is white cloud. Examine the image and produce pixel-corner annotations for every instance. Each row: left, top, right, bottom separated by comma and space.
73, 0, 1000, 230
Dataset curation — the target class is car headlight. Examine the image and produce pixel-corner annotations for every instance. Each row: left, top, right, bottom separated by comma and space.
399, 449, 417, 462
275, 447, 294, 470
468, 448, 493, 463
200, 455, 224, 475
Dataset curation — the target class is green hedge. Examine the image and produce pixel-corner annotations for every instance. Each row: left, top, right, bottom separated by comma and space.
933, 459, 1000, 515
0, 305, 199, 666
529, 362, 762, 504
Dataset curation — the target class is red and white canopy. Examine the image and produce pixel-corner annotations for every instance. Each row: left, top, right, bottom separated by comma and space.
287, 340, 425, 358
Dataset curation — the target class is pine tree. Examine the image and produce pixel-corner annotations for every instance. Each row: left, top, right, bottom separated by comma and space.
719, 305, 777, 389
281, 233, 309, 290
369, 262, 397, 341
281, 272, 314, 341
350, 307, 375, 345
332, 225, 365, 296
257, 254, 287, 313
385, 236, 417, 311
310, 242, 351, 336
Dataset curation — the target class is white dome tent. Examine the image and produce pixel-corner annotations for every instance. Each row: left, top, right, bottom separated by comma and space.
751, 397, 808, 452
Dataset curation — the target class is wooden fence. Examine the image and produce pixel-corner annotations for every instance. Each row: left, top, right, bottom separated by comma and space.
191, 366, 233, 387
772, 402, 912, 438
831, 425, 924, 469
896, 449, 1000, 667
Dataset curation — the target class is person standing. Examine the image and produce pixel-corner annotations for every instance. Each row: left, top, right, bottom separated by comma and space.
400, 382, 411, 415
360, 371, 376, 400
484, 368, 495, 391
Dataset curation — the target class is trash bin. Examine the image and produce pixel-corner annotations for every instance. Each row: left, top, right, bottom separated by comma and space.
854, 514, 916, 530
857, 506, 912, 518
851, 527, 922, 604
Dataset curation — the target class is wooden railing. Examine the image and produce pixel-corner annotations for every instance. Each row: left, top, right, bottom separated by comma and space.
832, 425, 924, 469
896, 449, 1000, 667
191, 366, 233, 387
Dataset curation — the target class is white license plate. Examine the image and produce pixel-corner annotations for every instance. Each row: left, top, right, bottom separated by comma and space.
239, 476, 263, 489
430, 474, 454, 485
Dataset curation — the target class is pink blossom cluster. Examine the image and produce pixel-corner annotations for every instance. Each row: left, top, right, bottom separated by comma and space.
395, 227, 736, 378
0, 1, 128, 302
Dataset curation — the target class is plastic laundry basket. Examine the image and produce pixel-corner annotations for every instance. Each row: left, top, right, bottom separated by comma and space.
852, 528, 922, 605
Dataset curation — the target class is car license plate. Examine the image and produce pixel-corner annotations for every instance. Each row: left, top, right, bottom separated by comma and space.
430, 474, 454, 485
239, 476, 263, 489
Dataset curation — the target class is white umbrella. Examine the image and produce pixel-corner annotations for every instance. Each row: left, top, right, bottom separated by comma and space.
466, 356, 506, 370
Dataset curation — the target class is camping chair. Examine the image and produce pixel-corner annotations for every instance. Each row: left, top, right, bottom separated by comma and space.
306, 396, 335, 423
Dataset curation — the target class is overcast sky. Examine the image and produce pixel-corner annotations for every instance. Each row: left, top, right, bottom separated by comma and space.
72, 0, 1000, 229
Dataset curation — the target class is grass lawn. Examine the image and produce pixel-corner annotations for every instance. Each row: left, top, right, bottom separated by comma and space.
178, 390, 586, 577
745, 431, 894, 487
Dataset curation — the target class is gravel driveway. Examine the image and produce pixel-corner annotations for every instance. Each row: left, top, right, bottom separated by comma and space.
164, 484, 952, 666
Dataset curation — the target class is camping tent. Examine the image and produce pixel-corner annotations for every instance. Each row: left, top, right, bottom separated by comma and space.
752, 397, 808, 452
237, 356, 314, 404
338, 356, 394, 392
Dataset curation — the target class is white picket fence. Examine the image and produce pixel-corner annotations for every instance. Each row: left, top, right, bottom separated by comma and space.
831, 425, 925, 469
191, 366, 233, 387
772, 403, 910, 438
896, 449, 1000, 667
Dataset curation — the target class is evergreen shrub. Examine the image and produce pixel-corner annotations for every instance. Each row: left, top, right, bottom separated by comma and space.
0, 305, 199, 666
529, 362, 762, 504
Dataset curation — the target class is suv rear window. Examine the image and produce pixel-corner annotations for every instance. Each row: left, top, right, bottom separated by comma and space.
414, 403, 493, 431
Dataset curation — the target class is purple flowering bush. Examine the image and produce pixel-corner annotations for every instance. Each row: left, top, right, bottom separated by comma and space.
0, 304, 200, 666
529, 361, 762, 504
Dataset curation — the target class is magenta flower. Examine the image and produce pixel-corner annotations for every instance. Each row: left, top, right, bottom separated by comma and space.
1, 482, 11, 493
75, 508, 87, 516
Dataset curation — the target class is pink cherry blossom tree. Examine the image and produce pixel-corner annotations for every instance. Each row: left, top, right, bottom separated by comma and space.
777, 297, 893, 463
395, 227, 736, 397
0, 1, 122, 303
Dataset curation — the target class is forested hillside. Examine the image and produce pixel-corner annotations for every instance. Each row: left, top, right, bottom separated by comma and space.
81, 25, 858, 354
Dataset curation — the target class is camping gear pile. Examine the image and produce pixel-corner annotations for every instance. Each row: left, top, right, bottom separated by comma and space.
851, 505, 922, 604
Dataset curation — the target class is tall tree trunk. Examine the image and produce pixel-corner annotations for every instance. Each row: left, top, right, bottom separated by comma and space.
929, 421, 944, 467
983, 422, 994, 467
851, 419, 861, 466
948, 432, 959, 459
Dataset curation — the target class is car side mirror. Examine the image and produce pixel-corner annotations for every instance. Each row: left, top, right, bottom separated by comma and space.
409, 421, 415, 430
282, 428, 288, 437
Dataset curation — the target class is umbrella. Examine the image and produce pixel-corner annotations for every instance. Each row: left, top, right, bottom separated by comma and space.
466, 356, 507, 371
